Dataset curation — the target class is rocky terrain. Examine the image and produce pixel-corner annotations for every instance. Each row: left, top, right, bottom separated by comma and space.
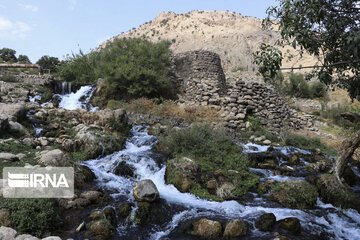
98, 11, 319, 74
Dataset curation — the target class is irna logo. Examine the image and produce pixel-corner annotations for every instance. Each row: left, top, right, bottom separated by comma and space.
8, 172, 69, 188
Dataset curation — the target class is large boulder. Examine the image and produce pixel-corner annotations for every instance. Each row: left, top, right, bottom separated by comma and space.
37, 149, 70, 166
223, 219, 248, 239
8, 121, 27, 136
165, 157, 198, 193
0, 153, 19, 162
190, 218, 222, 240
255, 213, 276, 232
278, 217, 301, 235
84, 219, 115, 240
269, 180, 318, 209
113, 161, 135, 177
133, 179, 160, 202
0, 103, 27, 121
0, 226, 17, 240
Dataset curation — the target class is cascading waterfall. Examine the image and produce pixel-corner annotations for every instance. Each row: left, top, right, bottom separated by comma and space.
58, 84, 98, 111
83, 126, 360, 240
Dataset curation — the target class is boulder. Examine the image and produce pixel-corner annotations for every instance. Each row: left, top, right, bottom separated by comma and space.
8, 121, 27, 136
0, 103, 26, 121
255, 213, 276, 231
84, 219, 115, 240
0, 153, 19, 162
223, 219, 248, 239
41, 237, 61, 240
191, 218, 222, 240
0, 208, 11, 227
113, 161, 135, 177
278, 217, 301, 235
165, 157, 198, 193
103, 207, 117, 226
15, 234, 39, 240
37, 149, 69, 166
269, 180, 318, 209
0, 114, 9, 133
133, 179, 160, 202
117, 202, 134, 219
0, 226, 17, 240
80, 190, 102, 203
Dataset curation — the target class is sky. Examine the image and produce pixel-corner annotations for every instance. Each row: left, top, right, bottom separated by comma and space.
0, 0, 277, 63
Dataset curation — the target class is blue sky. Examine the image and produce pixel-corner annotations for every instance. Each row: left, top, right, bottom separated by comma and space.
0, 0, 277, 63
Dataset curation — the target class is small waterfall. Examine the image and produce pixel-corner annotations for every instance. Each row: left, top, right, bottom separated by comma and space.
82, 126, 360, 240
58, 84, 98, 111
61, 82, 72, 95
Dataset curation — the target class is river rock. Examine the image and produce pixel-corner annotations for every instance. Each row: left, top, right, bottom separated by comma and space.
103, 206, 117, 226
0, 226, 17, 240
0, 103, 26, 121
41, 237, 61, 240
0, 208, 11, 227
133, 179, 159, 202
84, 219, 115, 240
80, 190, 103, 203
0, 153, 19, 162
117, 202, 134, 219
16, 234, 40, 240
165, 157, 198, 193
278, 217, 301, 235
223, 219, 248, 239
114, 161, 135, 177
37, 149, 69, 166
191, 218, 222, 240
8, 121, 27, 136
255, 213, 276, 231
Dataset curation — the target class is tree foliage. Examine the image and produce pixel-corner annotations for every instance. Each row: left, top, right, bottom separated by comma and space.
17, 54, 31, 64
36, 55, 60, 73
0, 48, 17, 63
254, 43, 283, 83
264, 0, 360, 99
58, 38, 174, 99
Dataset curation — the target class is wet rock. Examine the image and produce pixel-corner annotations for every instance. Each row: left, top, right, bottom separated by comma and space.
255, 213, 276, 231
269, 180, 318, 209
103, 207, 117, 226
165, 157, 198, 193
51, 94, 62, 108
315, 174, 360, 211
0, 153, 19, 162
133, 179, 160, 202
216, 182, 235, 199
278, 217, 301, 235
74, 165, 96, 189
190, 218, 222, 240
117, 202, 134, 219
37, 149, 70, 166
0, 208, 11, 227
257, 180, 276, 195
84, 219, 115, 240
80, 190, 103, 203
89, 210, 104, 221
280, 165, 296, 175
113, 161, 135, 177
134, 202, 151, 225
223, 219, 248, 239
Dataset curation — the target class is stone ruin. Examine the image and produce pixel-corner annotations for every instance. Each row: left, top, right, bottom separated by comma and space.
170, 50, 313, 130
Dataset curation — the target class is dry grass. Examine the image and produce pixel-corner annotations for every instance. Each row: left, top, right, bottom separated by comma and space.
107, 98, 220, 122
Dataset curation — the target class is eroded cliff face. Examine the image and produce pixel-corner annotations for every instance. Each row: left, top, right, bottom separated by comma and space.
98, 10, 319, 74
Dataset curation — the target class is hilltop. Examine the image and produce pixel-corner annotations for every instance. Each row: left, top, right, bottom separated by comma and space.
98, 10, 318, 74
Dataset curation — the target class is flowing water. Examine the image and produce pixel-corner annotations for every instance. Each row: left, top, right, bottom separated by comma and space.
58, 84, 98, 111
83, 126, 360, 240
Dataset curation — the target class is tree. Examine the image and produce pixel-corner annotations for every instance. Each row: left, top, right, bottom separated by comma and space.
36, 55, 60, 73
262, 0, 360, 183
0, 48, 17, 63
253, 43, 283, 84
17, 55, 31, 64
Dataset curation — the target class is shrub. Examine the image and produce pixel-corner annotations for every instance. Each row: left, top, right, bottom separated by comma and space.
246, 115, 263, 132
0, 198, 61, 237
283, 133, 335, 155
283, 73, 312, 98
0, 74, 17, 82
310, 81, 327, 98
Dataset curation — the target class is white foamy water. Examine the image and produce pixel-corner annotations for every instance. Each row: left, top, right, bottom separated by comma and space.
83, 126, 360, 240
58, 85, 98, 111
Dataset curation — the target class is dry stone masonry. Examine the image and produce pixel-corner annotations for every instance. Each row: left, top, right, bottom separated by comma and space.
171, 50, 313, 130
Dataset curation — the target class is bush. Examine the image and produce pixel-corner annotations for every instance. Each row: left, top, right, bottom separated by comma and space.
58, 38, 173, 100
282, 73, 327, 99
0, 74, 17, 82
0, 198, 61, 237
283, 133, 335, 155
310, 81, 327, 98
163, 124, 248, 171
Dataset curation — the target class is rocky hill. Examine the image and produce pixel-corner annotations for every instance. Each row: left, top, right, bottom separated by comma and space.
98, 10, 318, 74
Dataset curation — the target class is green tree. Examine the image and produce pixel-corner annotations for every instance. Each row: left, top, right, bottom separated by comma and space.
264, 0, 360, 99
0, 48, 17, 63
17, 54, 31, 64
36, 55, 60, 73
263, 0, 360, 183
254, 43, 283, 84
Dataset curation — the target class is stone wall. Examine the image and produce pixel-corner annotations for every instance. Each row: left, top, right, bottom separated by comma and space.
171, 50, 313, 130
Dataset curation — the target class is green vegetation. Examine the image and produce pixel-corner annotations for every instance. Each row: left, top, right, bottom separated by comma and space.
318, 103, 360, 131
270, 180, 318, 209
0, 198, 61, 237
281, 73, 327, 99
0, 48, 17, 63
58, 38, 174, 101
163, 124, 259, 200
36, 55, 61, 74
245, 115, 263, 132
0, 141, 38, 178
0, 74, 17, 82
282, 133, 335, 155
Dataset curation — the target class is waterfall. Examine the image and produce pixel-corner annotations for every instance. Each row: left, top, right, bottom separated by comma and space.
58, 84, 98, 111
61, 82, 72, 95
